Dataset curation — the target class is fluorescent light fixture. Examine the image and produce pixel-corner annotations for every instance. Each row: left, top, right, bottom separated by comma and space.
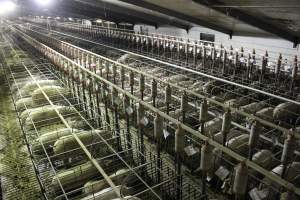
35, 0, 52, 6
0, 1, 16, 15
119, 22, 133, 26
105, 21, 115, 25
96, 19, 103, 23
68, 17, 73, 21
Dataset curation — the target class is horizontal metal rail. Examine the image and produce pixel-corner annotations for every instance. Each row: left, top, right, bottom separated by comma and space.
9, 29, 164, 200
19, 25, 298, 137
32, 18, 298, 59
11, 24, 300, 196
48, 26, 300, 106
20, 25, 300, 159
21, 63, 122, 198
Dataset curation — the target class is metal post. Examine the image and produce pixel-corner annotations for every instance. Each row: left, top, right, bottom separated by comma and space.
290, 56, 298, 91
120, 66, 125, 89
165, 84, 171, 115
154, 114, 163, 183
112, 88, 122, 151
233, 162, 248, 200
199, 99, 208, 134
137, 103, 146, 165
140, 74, 145, 101
281, 133, 297, 178
200, 141, 213, 198
123, 95, 132, 150
180, 92, 188, 123
152, 79, 157, 107
249, 121, 261, 160
101, 83, 110, 127
175, 125, 184, 200
221, 110, 231, 146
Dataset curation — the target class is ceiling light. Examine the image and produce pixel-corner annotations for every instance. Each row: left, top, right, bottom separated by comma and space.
0, 1, 16, 15
105, 21, 115, 25
35, 0, 52, 6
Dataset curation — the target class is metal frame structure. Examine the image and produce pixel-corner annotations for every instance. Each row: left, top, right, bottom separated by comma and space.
1, 26, 205, 200
117, 0, 232, 35
24, 19, 300, 107
192, 0, 299, 46
3, 20, 299, 200
20, 21, 300, 133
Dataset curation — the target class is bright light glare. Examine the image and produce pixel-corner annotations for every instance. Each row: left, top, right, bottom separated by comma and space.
35, 0, 52, 6
0, 1, 16, 15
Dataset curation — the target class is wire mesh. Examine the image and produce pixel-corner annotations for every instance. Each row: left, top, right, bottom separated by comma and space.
1, 26, 206, 200
0, 19, 297, 199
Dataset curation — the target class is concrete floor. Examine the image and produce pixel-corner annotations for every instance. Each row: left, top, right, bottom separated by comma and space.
0, 52, 42, 200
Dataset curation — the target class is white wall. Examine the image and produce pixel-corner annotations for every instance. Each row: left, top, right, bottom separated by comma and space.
134, 24, 300, 61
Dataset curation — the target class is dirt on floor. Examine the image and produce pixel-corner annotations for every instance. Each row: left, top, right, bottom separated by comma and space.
0, 66, 42, 200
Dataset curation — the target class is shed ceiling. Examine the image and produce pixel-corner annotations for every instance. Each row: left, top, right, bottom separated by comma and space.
16, 0, 300, 44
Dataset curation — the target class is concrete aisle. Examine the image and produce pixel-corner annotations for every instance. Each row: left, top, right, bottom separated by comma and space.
0, 59, 41, 199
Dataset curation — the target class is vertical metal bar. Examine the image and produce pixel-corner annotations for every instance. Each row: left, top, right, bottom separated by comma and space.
112, 88, 122, 152
175, 125, 184, 200
154, 114, 163, 184
152, 79, 157, 107
123, 95, 132, 150
165, 84, 171, 115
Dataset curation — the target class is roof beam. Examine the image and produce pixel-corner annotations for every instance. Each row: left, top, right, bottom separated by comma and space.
62, 5, 135, 24
118, 0, 232, 35
19, 0, 156, 26
73, 0, 190, 30
61, 1, 158, 26
193, 0, 299, 45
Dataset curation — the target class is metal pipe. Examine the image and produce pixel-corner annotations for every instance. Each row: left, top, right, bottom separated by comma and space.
29, 25, 300, 106
16, 27, 300, 195
22, 63, 121, 198
21, 26, 299, 137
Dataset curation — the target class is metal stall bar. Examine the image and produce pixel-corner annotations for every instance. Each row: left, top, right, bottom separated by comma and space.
19, 25, 300, 166
18, 25, 297, 137
29, 23, 300, 105
11, 28, 165, 200
4, 33, 121, 198
13, 26, 300, 196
